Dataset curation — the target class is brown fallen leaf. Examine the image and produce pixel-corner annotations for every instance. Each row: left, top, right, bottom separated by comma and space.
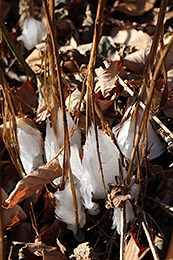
3, 158, 62, 209
15, 79, 38, 114
95, 60, 126, 98
69, 242, 91, 260
41, 191, 55, 223
17, 235, 66, 260
105, 184, 131, 209
125, 233, 146, 260
7, 222, 32, 243
1, 188, 27, 228
25, 48, 45, 74
113, 0, 157, 16
111, 28, 152, 50
123, 46, 151, 75
40, 220, 61, 246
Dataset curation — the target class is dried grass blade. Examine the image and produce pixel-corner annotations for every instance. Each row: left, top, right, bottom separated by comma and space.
0, 68, 24, 179
126, 34, 173, 185
43, 0, 79, 233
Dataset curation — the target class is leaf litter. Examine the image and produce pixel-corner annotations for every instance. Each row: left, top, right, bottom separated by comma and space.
1, 0, 173, 259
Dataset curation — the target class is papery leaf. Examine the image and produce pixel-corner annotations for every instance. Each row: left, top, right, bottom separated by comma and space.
1, 188, 27, 228
95, 61, 125, 98
111, 29, 152, 50
125, 233, 146, 260
3, 158, 61, 208
106, 184, 131, 209
113, 0, 157, 16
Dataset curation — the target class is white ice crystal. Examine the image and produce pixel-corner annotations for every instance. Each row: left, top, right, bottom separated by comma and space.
82, 125, 123, 200
112, 106, 165, 161
44, 108, 81, 163
70, 145, 100, 215
54, 180, 86, 241
17, 118, 44, 174
19, 18, 46, 51
111, 200, 134, 234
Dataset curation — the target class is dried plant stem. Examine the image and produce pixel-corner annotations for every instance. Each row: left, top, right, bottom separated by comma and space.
91, 93, 106, 196
137, 248, 150, 260
0, 68, 24, 178
29, 0, 34, 18
0, 143, 4, 260
125, 0, 169, 185
86, 0, 107, 134
139, 0, 168, 101
120, 202, 126, 260
0, 19, 36, 82
118, 77, 173, 139
142, 212, 160, 260
42, 0, 79, 233
126, 34, 173, 184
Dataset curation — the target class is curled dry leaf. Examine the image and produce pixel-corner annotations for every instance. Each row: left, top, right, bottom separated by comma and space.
105, 184, 131, 209
111, 29, 152, 50
113, 0, 157, 16
1, 188, 27, 228
125, 233, 146, 260
18, 234, 66, 260
69, 242, 91, 260
3, 158, 61, 209
26, 48, 45, 74
95, 60, 126, 98
123, 46, 151, 75
15, 79, 38, 114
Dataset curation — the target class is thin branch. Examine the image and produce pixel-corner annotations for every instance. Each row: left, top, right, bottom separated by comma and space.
142, 212, 160, 260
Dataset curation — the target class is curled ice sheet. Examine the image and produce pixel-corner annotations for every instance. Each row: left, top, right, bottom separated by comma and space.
17, 118, 44, 174
44, 108, 81, 163
82, 125, 123, 200
44, 119, 61, 163
19, 18, 46, 51
70, 145, 100, 215
111, 200, 134, 234
112, 106, 165, 161
54, 181, 86, 241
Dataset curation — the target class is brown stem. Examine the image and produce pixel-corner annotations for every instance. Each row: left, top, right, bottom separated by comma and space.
126, 34, 173, 185
86, 0, 107, 134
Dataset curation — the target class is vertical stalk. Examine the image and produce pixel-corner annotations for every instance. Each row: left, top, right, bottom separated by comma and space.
120, 203, 126, 260
85, 0, 107, 134
42, 0, 79, 232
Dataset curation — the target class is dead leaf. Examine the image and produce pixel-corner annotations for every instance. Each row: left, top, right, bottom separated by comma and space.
18, 234, 67, 260
26, 48, 45, 74
1, 188, 27, 228
113, 0, 157, 16
123, 46, 151, 75
105, 184, 131, 209
15, 79, 38, 114
41, 191, 55, 222
95, 61, 126, 98
111, 29, 152, 50
125, 233, 146, 260
69, 242, 91, 260
7, 222, 32, 243
40, 221, 61, 246
3, 158, 62, 208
